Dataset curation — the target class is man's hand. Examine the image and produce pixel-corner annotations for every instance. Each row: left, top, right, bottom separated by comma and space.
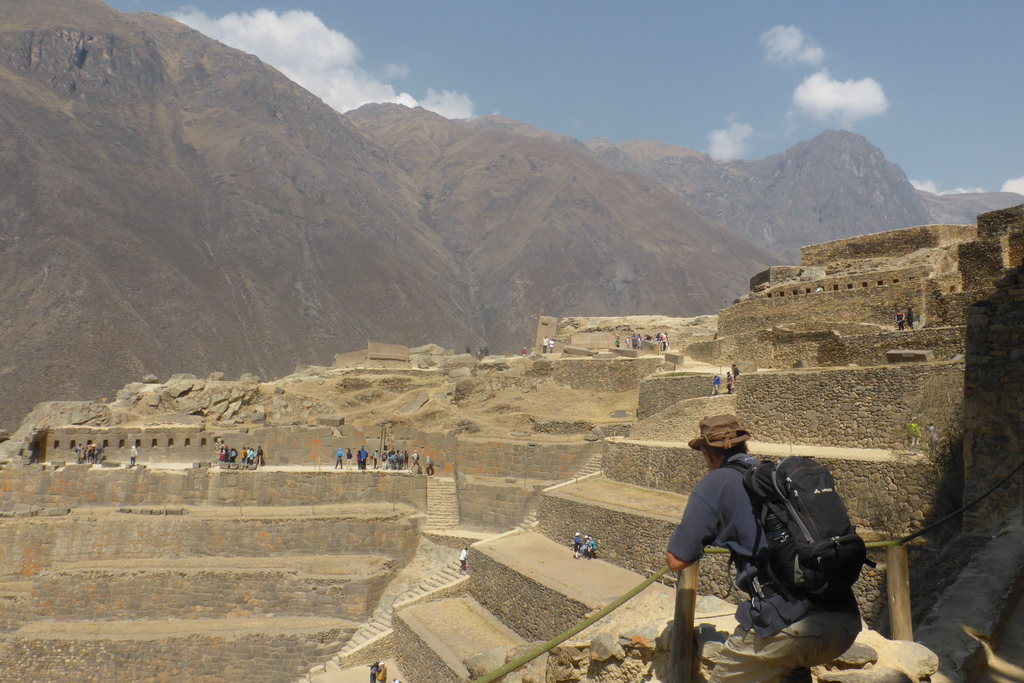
666, 550, 693, 572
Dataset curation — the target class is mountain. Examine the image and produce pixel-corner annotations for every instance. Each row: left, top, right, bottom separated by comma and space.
0, 0, 781, 429
343, 103, 781, 340
585, 131, 936, 261
917, 190, 1024, 225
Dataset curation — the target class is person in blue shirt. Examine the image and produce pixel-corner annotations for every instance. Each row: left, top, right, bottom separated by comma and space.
666, 414, 860, 683
336, 447, 344, 470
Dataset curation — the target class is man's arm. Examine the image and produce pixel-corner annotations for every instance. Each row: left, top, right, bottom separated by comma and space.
665, 550, 694, 572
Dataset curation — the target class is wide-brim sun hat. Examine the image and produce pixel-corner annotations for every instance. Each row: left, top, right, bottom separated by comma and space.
688, 414, 751, 450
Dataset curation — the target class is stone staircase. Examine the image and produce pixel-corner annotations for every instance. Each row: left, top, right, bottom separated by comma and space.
424, 476, 459, 531
302, 558, 468, 681
575, 452, 604, 478
517, 453, 604, 531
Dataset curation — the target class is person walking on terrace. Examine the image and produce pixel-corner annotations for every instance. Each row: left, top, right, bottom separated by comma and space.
666, 415, 860, 682
895, 307, 906, 331
711, 374, 721, 396
907, 419, 923, 453
927, 423, 940, 455
335, 447, 345, 470
905, 306, 916, 331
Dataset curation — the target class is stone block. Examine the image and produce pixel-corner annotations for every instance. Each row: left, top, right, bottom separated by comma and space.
885, 349, 935, 363
610, 348, 639, 358
562, 345, 592, 357
569, 332, 615, 350
664, 352, 684, 366
367, 342, 410, 362
316, 415, 346, 427
734, 361, 758, 374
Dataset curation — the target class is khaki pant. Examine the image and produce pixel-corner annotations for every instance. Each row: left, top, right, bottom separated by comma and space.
710, 607, 861, 683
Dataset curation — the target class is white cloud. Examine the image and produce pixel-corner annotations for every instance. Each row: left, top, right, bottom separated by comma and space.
790, 70, 888, 127
420, 88, 476, 120
708, 120, 754, 160
760, 26, 824, 67
169, 9, 475, 119
1002, 177, 1024, 194
911, 179, 989, 195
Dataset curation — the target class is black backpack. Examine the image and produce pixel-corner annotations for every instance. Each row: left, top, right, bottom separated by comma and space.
725, 456, 868, 598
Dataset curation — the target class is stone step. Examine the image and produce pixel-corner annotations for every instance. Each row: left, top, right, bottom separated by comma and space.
327, 558, 467, 664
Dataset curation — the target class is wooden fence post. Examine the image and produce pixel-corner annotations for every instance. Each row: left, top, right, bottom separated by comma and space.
886, 545, 913, 641
671, 563, 700, 683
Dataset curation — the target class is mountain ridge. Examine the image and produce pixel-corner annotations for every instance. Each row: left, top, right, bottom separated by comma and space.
0, 1, 780, 429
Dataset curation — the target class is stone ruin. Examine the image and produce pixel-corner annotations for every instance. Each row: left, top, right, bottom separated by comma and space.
0, 206, 1021, 682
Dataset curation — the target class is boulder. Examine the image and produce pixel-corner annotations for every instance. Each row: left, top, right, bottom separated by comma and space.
465, 645, 510, 678
589, 632, 624, 661
238, 373, 261, 383
207, 371, 225, 381
828, 642, 879, 669
397, 393, 430, 415
142, 374, 159, 383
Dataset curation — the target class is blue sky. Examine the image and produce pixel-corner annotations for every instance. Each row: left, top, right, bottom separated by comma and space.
106, 0, 1024, 195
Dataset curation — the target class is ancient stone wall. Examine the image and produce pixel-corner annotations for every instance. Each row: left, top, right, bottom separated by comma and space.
750, 265, 803, 290
637, 374, 715, 420
977, 204, 1024, 239
0, 628, 347, 683
454, 438, 601, 481
45, 423, 366, 466
736, 363, 965, 450
603, 440, 947, 538
685, 327, 965, 369
543, 357, 665, 393
963, 264, 1024, 527
718, 278, 928, 336
468, 544, 591, 642
457, 474, 545, 532
800, 224, 976, 267
18, 562, 392, 623
958, 238, 1009, 294
0, 465, 427, 511
0, 507, 423, 577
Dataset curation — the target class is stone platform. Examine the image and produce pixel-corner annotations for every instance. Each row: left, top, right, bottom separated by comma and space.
393, 596, 525, 683
468, 531, 673, 641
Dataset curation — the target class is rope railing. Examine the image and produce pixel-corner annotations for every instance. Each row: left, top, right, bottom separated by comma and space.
470, 455, 1024, 683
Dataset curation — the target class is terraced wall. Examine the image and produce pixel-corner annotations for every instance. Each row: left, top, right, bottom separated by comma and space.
0, 465, 427, 511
